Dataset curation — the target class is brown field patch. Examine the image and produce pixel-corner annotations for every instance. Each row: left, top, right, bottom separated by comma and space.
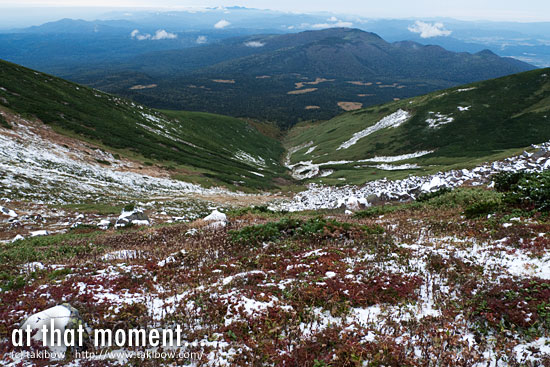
129, 84, 157, 90
358, 94, 375, 97
338, 102, 363, 111
305, 105, 321, 110
212, 79, 236, 84
288, 88, 318, 95
295, 77, 335, 89
347, 81, 373, 86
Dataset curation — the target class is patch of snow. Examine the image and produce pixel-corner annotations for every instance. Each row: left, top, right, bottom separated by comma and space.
287, 160, 353, 180
371, 163, 419, 171
21, 261, 45, 272
0, 205, 17, 217
337, 109, 411, 150
157, 249, 186, 267
233, 150, 266, 167
305, 146, 317, 154
101, 250, 141, 261
30, 230, 49, 237
514, 337, 550, 363
0, 118, 244, 205
359, 150, 434, 163
426, 112, 454, 129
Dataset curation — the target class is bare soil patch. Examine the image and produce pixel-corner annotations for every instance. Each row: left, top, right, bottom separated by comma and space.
288, 88, 318, 95
129, 84, 157, 90
337, 101, 363, 111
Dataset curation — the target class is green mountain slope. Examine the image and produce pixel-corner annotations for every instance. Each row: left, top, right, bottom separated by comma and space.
285, 68, 550, 185
0, 59, 288, 190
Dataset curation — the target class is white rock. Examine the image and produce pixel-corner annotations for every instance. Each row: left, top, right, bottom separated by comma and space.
420, 176, 444, 192
0, 205, 17, 217
97, 219, 110, 229
30, 230, 49, 237
345, 197, 360, 210
204, 209, 227, 222
22, 261, 45, 272
208, 221, 227, 229
11, 234, 25, 242
20, 305, 71, 353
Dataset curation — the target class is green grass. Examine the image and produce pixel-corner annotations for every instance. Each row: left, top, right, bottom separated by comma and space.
0, 113, 10, 129
229, 217, 384, 246
354, 187, 504, 218
0, 232, 103, 265
285, 68, 550, 185
59, 203, 125, 215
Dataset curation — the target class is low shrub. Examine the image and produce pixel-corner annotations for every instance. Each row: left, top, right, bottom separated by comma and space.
504, 170, 550, 211
492, 171, 528, 192
472, 277, 550, 333
0, 114, 11, 129
426, 188, 502, 209
464, 199, 501, 218
417, 187, 452, 202
227, 205, 277, 217
229, 217, 383, 245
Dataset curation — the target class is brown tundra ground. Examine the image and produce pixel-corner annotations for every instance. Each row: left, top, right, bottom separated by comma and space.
1, 186, 550, 366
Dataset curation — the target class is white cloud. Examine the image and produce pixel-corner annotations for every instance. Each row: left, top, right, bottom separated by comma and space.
152, 29, 177, 40
311, 20, 353, 29
408, 21, 452, 38
131, 29, 177, 41
309, 17, 353, 29
214, 19, 231, 29
196, 35, 207, 44
244, 41, 265, 47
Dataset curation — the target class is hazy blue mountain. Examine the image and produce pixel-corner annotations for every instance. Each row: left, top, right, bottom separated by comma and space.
68, 28, 534, 126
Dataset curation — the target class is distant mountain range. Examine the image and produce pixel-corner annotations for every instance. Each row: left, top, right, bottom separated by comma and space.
67, 28, 535, 126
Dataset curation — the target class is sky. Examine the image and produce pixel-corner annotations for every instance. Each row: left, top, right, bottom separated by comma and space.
1, 0, 550, 21
1, 0, 549, 27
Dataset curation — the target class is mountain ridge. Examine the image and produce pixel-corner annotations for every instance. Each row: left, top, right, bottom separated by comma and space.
72, 27, 535, 126
0, 58, 288, 191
